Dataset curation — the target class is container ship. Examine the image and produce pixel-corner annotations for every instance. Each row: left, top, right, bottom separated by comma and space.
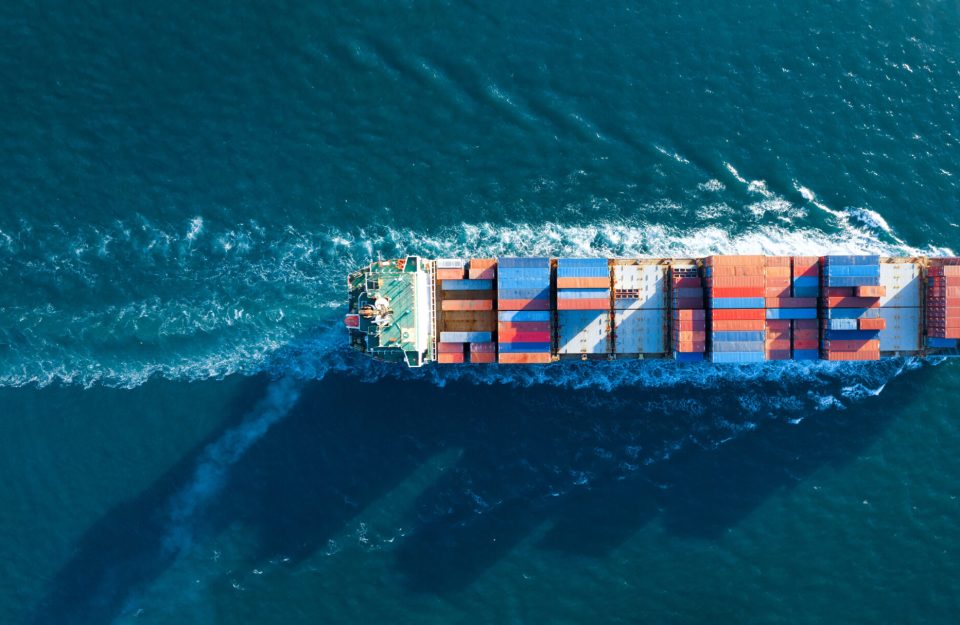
344, 255, 960, 366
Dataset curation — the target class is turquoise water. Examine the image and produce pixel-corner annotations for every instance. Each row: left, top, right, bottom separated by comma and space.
2, 1, 959, 623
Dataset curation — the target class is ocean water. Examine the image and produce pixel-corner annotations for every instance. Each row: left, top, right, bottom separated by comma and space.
1, 1, 959, 623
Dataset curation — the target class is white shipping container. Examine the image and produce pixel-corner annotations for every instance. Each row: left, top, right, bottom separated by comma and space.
558, 311, 610, 354
879, 263, 921, 308
613, 264, 667, 310
613, 308, 667, 354
878, 306, 921, 352
436, 258, 466, 269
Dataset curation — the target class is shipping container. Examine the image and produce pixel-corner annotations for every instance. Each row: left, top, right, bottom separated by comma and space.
709, 351, 766, 363
469, 352, 496, 363
498, 342, 552, 353
497, 353, 553, 364
437, 268, 465, 280
443, 279, 494, 291
498, 299, 551, 311
498, 310, 550, 322
470, 342, 497, 353
558, 310, 610, 355
614, 308, 666, 353
710, 297, 766, 308
877, 307, 921, 351
793, 349, 819, 360
766, 308, 817, 320
674, 352, 705, 362
437, 343, 465, 354
437, 352, 465, 364
440, 331, 492, 343
557, 299, 609, 310
442, 299, 494, 311
558, 277, 609, 288
436, 258, 466, 269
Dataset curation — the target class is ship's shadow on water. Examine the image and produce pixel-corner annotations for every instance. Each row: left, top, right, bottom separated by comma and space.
33, 363, 923, 623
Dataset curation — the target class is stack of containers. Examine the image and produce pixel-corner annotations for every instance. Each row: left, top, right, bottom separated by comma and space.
466, 259, 497, 363
612, 263, 667, 354
821, 255, 882, 361
705, 256, 766, 363
671, 265, 705, 362
927, 258, 960, 349
556, 259, 610, 355
497, 257, 552, 363
790, 257, 821, 360
763, 257, 792, 360
436, 258, 496, 363
876, 261, 921, 353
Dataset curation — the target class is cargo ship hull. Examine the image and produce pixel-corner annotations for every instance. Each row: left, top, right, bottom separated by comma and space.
345, 256, 960, 366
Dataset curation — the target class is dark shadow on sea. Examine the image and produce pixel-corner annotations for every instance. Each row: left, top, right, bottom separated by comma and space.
31, 358, 925, 623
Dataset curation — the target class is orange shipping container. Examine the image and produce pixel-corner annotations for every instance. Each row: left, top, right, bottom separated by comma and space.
706, 277, 765, 287
855, 285, 886, 297
824, 351, 880, 361
558, 277, 609, 288
764, 339, 792, 350
470, 258, 496, 269
469, 267, 496, 280
468, 352, 496, 363
437, 268, 465, 280
858, 318, 886, 330
674, 319, 706, 331
765, 257, 791, 267
674, 331, 706, 341
712, 320, 766, 331
498, 353, 553, 364
437, 343, 465, 354
438, 352, 465, 364
442, 299, 494, 311
764, 267, 791, 277
673, 341, 706, 351
706, 266, 766, 276
764, 276, 792, 286
673, 309, 706, 320
706, 255, 766, 266
765, 286, 791, 298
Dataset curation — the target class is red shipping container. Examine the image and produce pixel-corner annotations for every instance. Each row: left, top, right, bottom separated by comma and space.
437, 268, 465, 280
498, 353, 552, 364
706, 255, 766, 266
498, 321, 551, 333
765, 339, 792, 350
858, 318, 886, 330
469, 267, 496, 280
498, 299, 550, 311
706, 277, 765, 287
442, 299, 494, 311
710, 287, 765, 297
793, 319, 819, 330
672, 277, 703, 288
765, 349, 791, 360
765, 320, 792, 330
712, 320, 766, 330
558, 277, 609, 288
855, 285, 886, 297
929, 265, 960, 276
437, 342, 465, 354
765, 331, 792, 341
673, 309, 706, 320
793, 330, 819, 341
470, 342, 497, 353
468, 352, 496, 363
826, 297, 881, 308
673, 298, 704, 309
498, 331, 551, 342
792, 339, 819, 350
438, 352, 465, 364
825, 287, 856, 297
711, 309, 766, 320
557, 299, 609, 310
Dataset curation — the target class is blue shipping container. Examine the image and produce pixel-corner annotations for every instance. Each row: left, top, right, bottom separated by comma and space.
823, 329, 880, 340
497, 342, 552, 353
498, 288, 550, 300
823, 265, 881, 277
824, 276, 881, 287
928, 337, 959, 348
766, 308, 818, 320
709, 352, 766, 363
498, 311, 551, 322
498, 257, 550, 268
793, 286, 820, 297
674, 351, 705, 362
497, 268, 551, 279
440, 331, 492, 343
557, 267, 609, 278
498, 277, 551, 287
442, 279, 494, 291
792, 276, 820, 288
557, 289, 610, 299
793, 349, 820, 360
557, 258, 609, 268
711, 331, 766, 342
824, 255, 880, 265
824, 307, 880, 319
828, 319, 858, 330
710, 297, 766, 309
712, 341, 766, 352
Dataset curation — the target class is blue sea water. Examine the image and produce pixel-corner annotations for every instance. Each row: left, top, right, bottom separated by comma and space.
1, 1, 960, 623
